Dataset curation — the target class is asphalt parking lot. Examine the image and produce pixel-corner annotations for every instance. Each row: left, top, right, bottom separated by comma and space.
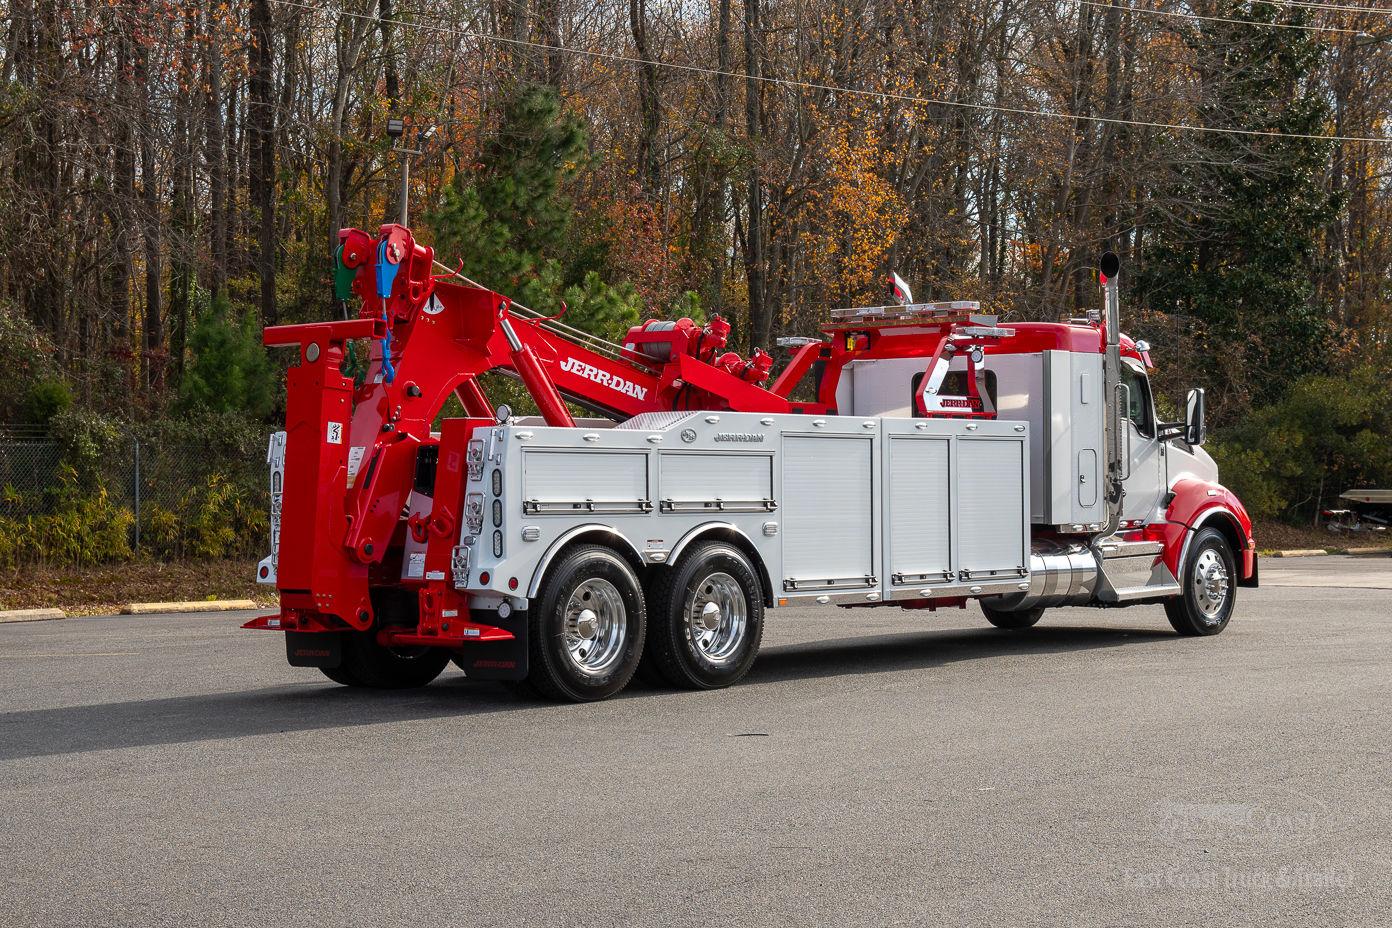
1, 556, 1388, 927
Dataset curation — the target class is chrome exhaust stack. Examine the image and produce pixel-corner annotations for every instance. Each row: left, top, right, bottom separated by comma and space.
1094, 251, 1124, 545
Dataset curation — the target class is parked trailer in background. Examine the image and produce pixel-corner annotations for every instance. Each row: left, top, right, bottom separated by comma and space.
245, 230, 1256, 701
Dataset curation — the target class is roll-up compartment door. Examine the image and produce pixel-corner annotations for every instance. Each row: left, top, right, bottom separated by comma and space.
887, 436, 951, 583
782, 436, 874, 588
956, 438, 1027, 575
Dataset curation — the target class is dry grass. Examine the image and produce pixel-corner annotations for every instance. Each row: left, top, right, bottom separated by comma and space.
1252, 519, 1392, 555
0, 559, 278, 616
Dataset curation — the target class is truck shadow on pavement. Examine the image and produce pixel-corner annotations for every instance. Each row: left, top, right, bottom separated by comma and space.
734, 624, 1177, 687
0, 624, 1174, 761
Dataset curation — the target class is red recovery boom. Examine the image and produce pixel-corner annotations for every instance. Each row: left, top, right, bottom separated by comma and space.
257, 222, 790, 636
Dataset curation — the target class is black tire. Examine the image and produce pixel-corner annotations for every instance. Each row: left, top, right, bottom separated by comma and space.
630, 574, 673, 688
319, 664, 364, 686
1166, 527, 1237, 636
631, 647, 670, 688
525, 545, 646, 702
981, 601, 1044, 629
647, 542, 765, 690
339, 589, 451, 688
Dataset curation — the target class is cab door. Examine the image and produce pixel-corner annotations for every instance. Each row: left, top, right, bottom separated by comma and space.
1120, 360, 1164, 523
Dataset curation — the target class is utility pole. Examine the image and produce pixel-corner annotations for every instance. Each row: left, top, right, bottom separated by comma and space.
386, 119, 435, 226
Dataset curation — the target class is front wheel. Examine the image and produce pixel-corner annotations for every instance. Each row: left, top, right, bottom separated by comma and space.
646, 542, 764, 689
526, 545, 646, 702
1165, 527, 1236, 636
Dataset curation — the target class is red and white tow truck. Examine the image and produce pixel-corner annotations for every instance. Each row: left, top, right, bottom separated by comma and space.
246, 230, 1256, 701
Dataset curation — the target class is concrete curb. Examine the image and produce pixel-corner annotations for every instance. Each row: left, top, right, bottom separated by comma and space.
1343, 547, 1392, 556
121, 599, 260, 615
1270, 549, 1330, 558
0, 608, 66, 624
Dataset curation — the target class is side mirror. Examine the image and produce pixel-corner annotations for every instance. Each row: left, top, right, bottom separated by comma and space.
1185, 388, 1206, 446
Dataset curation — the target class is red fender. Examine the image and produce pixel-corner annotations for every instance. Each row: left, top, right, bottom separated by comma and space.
1162, 478, 1257, 581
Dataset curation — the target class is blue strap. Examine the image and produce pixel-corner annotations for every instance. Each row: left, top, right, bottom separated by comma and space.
376, 240, 400, 299
375, 239, 399, 383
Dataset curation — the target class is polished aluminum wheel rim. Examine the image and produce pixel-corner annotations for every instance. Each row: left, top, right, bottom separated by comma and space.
563, 578, 627, 675
684, 572, 748, 665
1193, 548, 1230, 622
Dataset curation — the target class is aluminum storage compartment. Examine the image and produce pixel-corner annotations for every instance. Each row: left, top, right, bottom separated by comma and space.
521, 450, 651, 513
882, 417, 1030, 601
779, 418, 879, 595
885, 433, 951, 584
956, 432, 1028, 577
658, 452, 774, 513
463, 410, 1029, 611
1042, 350, 1105, 528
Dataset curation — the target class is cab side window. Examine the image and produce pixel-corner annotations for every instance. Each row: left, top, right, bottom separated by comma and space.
1121, 364, 1154, 438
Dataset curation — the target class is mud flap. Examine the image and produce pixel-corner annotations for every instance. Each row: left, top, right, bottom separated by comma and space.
285, 630, 342, 668
454, 608, 528, 681
1238, 553, 1259, 588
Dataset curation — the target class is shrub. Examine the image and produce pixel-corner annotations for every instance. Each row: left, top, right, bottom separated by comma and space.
1211, 363, 1392, 523
20, 380, 74, 427
141, 475, 269, 561
0, 464, 134, 568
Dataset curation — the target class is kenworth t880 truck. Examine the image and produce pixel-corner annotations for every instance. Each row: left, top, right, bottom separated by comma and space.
246, 227, 1256, 701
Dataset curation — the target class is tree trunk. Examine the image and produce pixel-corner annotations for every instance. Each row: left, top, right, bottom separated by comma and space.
535, 0, 563, 88
205, 23, 227, 296
250, 0, 276, 326
380, 0, 402, 225
743, 0, 768, 351
630, 0, 661, 200
169, 1, 196, 388
136, 23, 162, 393
227, 79, 241, 285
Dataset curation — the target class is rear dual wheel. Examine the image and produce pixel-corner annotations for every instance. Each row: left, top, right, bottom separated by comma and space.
645, 542, 764, 690
525, 545, 646, 702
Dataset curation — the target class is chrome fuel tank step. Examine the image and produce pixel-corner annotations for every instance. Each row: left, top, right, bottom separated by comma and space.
987, 536, 1179, 612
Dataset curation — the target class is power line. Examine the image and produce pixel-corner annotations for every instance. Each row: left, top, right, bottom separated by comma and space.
277, 0, 1392, 145
1075, 0, 1365, 34
1252, 0, 1392, 17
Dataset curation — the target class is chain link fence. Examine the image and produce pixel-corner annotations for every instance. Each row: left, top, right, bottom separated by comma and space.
0, 426, 272, 562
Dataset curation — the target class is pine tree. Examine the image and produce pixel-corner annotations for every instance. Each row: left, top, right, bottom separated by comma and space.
426, 84, 641, 341
1138, 2, 1341, 418
178, 290, 276, 419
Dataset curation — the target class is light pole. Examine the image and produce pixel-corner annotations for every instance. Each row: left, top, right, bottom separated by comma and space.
387, 119, 436, 227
